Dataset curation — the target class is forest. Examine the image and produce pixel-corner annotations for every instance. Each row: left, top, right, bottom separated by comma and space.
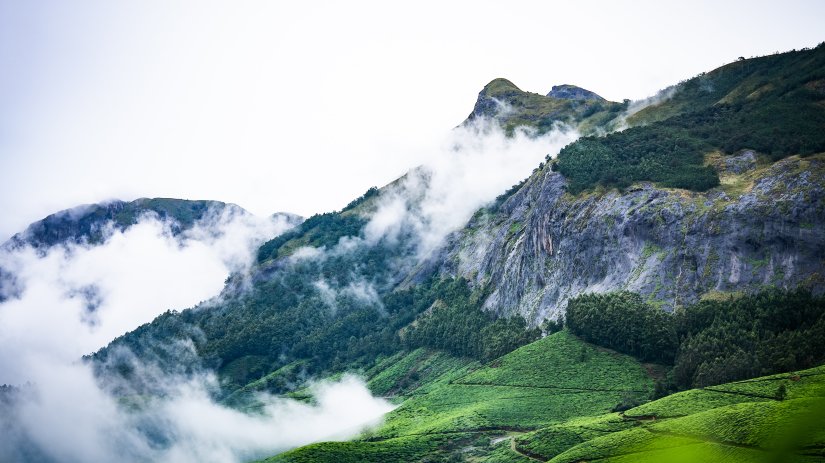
565, 289, 825, 392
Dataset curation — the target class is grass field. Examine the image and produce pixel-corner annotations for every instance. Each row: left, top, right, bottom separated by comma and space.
541, 365, 825, 463
255, 338, 825, 462
258, 330, 657, 462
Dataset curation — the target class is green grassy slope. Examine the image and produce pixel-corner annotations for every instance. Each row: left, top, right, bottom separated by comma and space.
262, 342, 825, 463
261, 331, 656, 462
534, 365, 825, 463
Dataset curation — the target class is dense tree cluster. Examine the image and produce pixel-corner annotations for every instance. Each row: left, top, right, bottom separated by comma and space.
565, 291, 677, 363
557, 131, 718, 193
401, 278, 540, 360
672, 289, 825, 388
565, 289, 825, 390
257, 212, 367, 263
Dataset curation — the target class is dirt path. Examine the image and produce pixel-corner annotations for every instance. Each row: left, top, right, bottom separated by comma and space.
509, 436, 546, 462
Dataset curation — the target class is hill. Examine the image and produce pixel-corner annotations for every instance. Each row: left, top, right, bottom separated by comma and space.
261, 330, 656, 463
46, 45, 825, 461
465, 78, 626, 135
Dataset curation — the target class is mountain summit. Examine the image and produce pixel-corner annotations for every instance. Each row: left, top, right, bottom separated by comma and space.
465, 78, 625, 134
546, 84, 605, 101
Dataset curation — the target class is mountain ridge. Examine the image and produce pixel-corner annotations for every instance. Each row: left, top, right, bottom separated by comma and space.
3, 45, 825, 462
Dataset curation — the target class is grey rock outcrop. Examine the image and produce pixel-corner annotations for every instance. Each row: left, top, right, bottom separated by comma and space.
433, 154, 825, 324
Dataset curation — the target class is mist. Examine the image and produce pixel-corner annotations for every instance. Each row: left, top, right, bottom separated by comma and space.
365, 119, 579, 258
0, 208, 295, 383
0, 208, 395, 462
1, 363, 393, 463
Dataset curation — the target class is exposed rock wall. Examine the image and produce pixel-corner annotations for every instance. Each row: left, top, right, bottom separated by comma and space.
435, 153, 825, 324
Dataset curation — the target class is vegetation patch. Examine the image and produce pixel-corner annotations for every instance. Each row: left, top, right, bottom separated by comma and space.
556, 45, 825, 195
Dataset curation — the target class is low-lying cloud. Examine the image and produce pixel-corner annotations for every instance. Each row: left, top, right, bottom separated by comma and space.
1, 117, 579, 461
0, 209, 293, 384
2, 364, 392, 463
365, 119, 579, 258
0, 208, 394, 462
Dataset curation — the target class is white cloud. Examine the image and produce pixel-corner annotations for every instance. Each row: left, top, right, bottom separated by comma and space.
0, 209, 293, 384
0, 210, 393, 462
366, 119, 579, 258
4, 363, 393, 463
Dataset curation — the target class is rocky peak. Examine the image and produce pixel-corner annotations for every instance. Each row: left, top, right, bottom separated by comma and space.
547, 84, 605, 102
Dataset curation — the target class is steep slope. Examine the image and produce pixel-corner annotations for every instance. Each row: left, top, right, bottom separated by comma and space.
433, 45, 825, 321
434, 151, 825, 321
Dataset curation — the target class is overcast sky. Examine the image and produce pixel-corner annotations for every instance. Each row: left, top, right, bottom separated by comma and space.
1, 0, 823, 240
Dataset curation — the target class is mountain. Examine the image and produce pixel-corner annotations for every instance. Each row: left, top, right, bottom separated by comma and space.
6, 45, 825, 462
4, 198, 246, 251
0, 198, 232, 303
429, 45, 825, 322
0, 198, 302, 302
465, 78, 627, 135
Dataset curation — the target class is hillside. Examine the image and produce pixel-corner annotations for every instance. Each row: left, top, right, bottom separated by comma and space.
264, 335, 825, 463
34, 46, 825, 461
262, 330, 656, 463
556, 45, 825, 193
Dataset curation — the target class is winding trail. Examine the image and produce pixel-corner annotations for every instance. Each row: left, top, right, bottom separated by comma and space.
509, 436, 546, 462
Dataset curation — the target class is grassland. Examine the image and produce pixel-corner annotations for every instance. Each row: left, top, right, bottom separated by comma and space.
539, 365, 825, 463
256, 335, 825, 463
258, 330, 656, 462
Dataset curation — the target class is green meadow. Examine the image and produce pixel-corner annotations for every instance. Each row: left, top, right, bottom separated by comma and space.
260, 333, 825, 462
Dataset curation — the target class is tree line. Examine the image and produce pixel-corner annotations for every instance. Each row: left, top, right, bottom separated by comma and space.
565, 288, 825, 391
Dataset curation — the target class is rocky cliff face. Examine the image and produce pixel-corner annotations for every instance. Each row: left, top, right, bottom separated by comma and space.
435, 151, 825, 323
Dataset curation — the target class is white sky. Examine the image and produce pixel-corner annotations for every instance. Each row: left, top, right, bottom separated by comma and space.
1, 0, 823, 240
